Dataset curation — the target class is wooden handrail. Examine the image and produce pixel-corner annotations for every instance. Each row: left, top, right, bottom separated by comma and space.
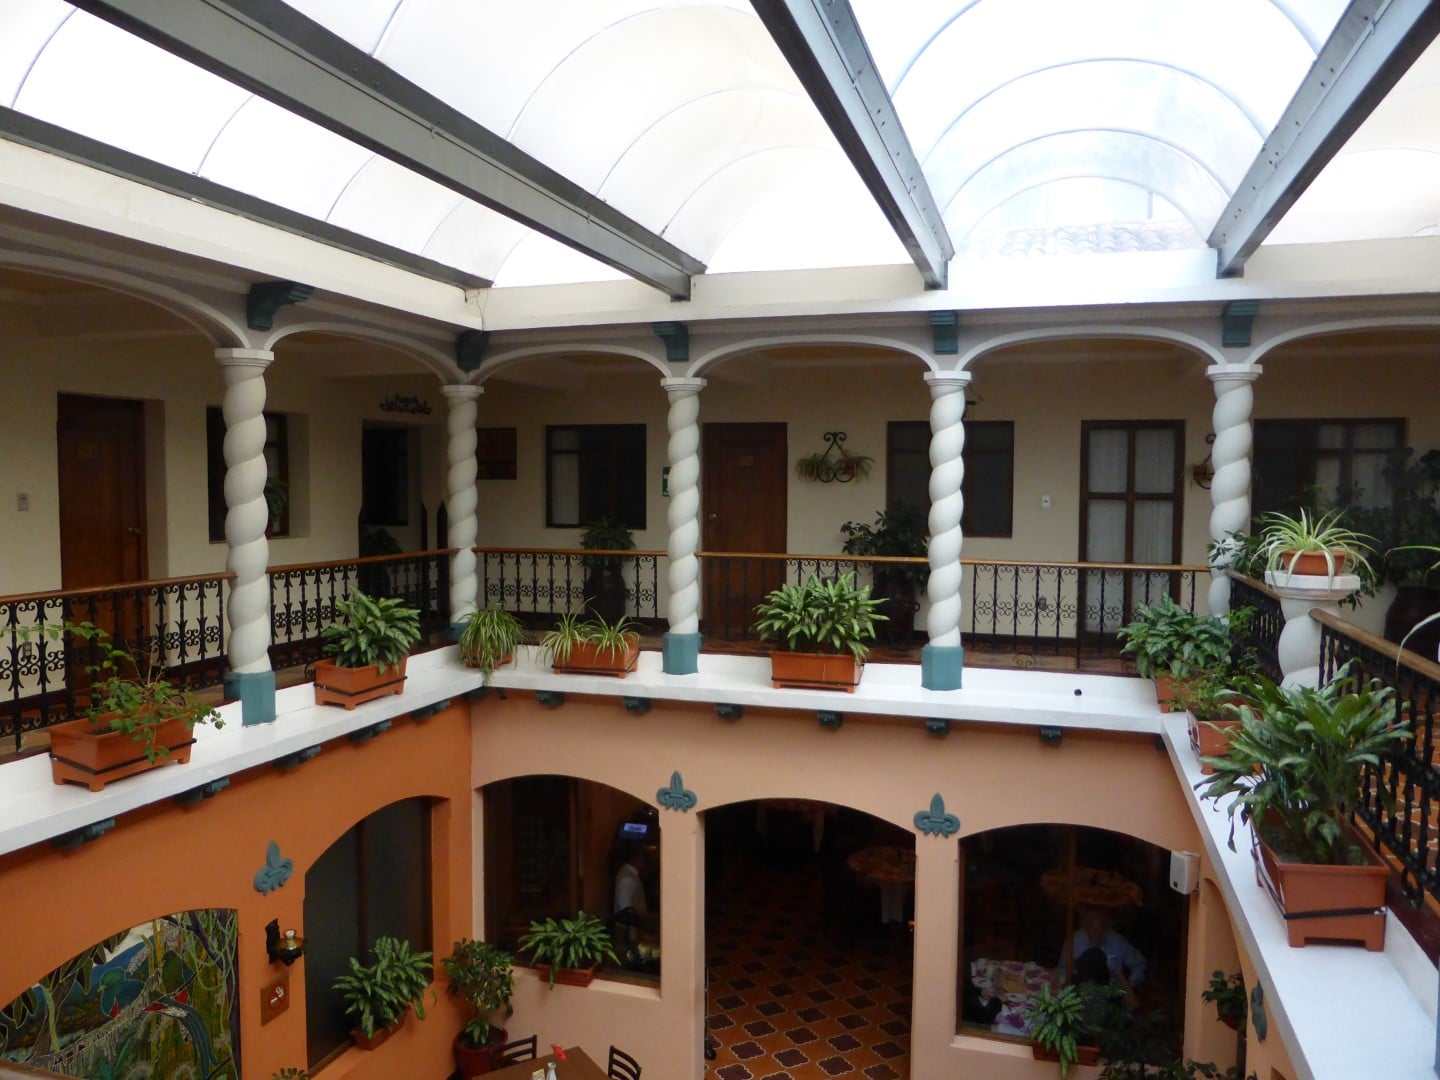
473, 546, 664, 558
0, 571, 236, 607
1225, 569, 1280, 600
1311, 608, 1440, 682
268, 548, 458, 574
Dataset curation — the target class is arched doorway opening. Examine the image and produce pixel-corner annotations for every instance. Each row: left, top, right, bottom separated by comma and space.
704, 800, 914, 1079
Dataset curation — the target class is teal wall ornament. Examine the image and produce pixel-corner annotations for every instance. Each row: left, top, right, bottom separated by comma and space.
1249, 983, 1267, 1041
253, 841, 294, 895
914, 793, 960, 837
656, 771, 697, 812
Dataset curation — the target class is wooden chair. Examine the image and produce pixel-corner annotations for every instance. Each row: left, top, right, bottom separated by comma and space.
607, 1045, 642, 1079
497, 1034, 538, 1064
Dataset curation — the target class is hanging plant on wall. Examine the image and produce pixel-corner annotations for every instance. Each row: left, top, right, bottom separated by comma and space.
795, 431, 873, 483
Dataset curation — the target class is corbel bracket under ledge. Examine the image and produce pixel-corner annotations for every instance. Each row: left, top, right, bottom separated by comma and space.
349, 718, 392, 743
174, 777, 230, 807
53, 818, 116, 850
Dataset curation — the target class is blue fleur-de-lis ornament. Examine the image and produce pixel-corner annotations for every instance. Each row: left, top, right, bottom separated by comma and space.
1250, 983, 1267, 1042
914, 793, 960, 837
253, 841, 294, 894
656, 771, 697, 812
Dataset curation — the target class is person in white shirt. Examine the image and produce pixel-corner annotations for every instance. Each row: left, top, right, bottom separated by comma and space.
1058, 906, 1146, 986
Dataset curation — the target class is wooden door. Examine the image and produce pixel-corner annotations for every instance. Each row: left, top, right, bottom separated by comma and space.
57, 394, 148, 651
701, 423, 787, 638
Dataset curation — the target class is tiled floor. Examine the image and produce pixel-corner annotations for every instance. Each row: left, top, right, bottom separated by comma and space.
706, 855, 913, 1079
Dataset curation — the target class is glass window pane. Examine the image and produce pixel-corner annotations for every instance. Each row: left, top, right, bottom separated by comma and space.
1134, 429, 1176, 493
1086, 499, 1127, 561
1354, 422, 1401, 450
1088, 429, 1128, 494
364, 799, 431, 948
305, 827, 360, 1067
1316, 423, 1346, 450
1133, 502, 1174, 563
550, 455, 580, 526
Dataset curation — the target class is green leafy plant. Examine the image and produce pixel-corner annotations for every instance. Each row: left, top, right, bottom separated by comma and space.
443, 938, 514, 1049
752, 572, 887, 661
538, 611, 638, 665
1394, 545, 1440, 656
579, 518, 636, 569
17, 621, 223, 763
1255, 507, 1376, 584
1352, 449, 1440, 588
457, 606, 528, 677
1022, 982, 1095, 1078
1206, 530, 1266, 579
1194, 661, 1408, 865
332, 936, 436, 1039
271, 1070, 309, 1080
1200, 970, 1245, 1027
840, 504, 929, 586
263, 476, 288, 534
795, 448, 873, 481
1117, 598, 1253, 689
322, 589, 422, 672
516, 912, 619, 989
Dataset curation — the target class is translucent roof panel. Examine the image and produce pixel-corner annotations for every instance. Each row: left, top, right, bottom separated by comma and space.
1268, 34, 1440, 245
851, 0, 1347, 246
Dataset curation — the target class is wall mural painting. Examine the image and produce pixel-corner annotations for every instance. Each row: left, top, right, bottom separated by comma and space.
0, 908, 240, 1078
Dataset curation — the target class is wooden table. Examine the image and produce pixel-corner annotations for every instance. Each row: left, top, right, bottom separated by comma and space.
486, 1046, 607, 1080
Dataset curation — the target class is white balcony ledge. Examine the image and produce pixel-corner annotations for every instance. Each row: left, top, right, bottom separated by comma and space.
1162, 714, 1438, 1080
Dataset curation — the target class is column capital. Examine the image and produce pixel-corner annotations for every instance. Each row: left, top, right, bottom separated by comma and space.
215, 347, 275, 370
924, 369, 971, 390
661, 376, 707, 394
441, 383, 483, 401
1205, 363, 1262, 384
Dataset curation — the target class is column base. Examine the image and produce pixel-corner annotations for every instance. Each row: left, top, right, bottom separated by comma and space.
448, 620, 468, 644
921, 644, 964, 691
225, 670, 276, 726
662, 632, 702, 675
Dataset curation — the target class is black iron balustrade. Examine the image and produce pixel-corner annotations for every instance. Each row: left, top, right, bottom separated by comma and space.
269, 549, 454, 670
1317, 611, 1440, 909
695, 553, 878, 642
1, 573, 231, 753
476, 548, 662, 628
1227, 571, 1283, 682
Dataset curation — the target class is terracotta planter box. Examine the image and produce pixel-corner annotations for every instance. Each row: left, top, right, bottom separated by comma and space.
1277, 549, 1348, 577
1154, 673, 1184, 712
351, 1024, 395, 1051
770, 651, 862, 692
1188, 711, 1242, 774
534, 962, 598, 987
49, 714, 196, 792
453, 1029, 506, 1077
1253, 825, 1388, 951
551, 639, 639, 678
314, 656, 408, 709
1032, 1042, 1101, 1067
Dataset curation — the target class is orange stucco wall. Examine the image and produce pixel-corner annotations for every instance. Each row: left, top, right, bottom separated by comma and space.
0, 703, 474, 1080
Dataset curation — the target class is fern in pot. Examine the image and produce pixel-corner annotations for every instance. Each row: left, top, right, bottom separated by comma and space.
443, 938, 515, 1076
753, 572, 886, 692
517, 912, 619, 989
314, 589, 423, 708
457, 606, 528, 679
539, 611, 640, 677
333, 935, 435, 1049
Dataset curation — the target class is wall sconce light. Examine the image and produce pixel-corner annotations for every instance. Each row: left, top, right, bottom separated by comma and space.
266, 919, 305, 966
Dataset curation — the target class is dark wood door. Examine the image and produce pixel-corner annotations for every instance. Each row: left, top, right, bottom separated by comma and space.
701, 423, 787, 637
57, 395, 148, 655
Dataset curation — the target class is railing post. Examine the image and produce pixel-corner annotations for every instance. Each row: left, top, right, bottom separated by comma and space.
1267, 570, 1361, 687
442, 384, 482, 638
922, 370, 970, 690
217, 348, 276, 725
661, 376, 706, 674
1206, 363, 1261, 616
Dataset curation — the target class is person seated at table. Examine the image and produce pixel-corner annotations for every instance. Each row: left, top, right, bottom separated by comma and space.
1058, 906, 1147, 986
1072, 944, 1137, 1017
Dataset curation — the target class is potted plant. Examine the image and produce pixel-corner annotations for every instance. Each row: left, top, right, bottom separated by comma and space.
579, 518, 635, 625
20, 621, 224, 791
1195, 661, 1408, 950
539, 611, 640, 677
517, 912, 619, 989
1255, 508, 1376, 585
1201, 970, 1245, 1031
333, 935, 435, 1050
263, 476, 288, 537
1117, 597, 1235, 712
752, 572, 886, 692
443, 938, 515, 1077
313, 589, 422, 709
840, 503, 928, 642
457, 606, 528, 679
1022, 981, 1102, 1076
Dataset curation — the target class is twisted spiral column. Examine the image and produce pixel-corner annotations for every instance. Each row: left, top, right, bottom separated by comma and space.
443, 384, 482, 633
217, 349, 276, 724
923, 371, 970, 690
1206, 364, 1262, 615
661, 377, 706, 674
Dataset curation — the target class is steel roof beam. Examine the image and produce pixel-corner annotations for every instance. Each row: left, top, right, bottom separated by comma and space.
1210, 0, 1440, 277
69, 0, 703, 299
752, 0, 954, 290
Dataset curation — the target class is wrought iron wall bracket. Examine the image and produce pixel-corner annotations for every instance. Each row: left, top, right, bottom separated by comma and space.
623, 696, 651, 714
174, 777, 230, 807
1039, 726, 1062, 744
411, 698, 452, 722
535, 690, 565, 708
715, 703, 743, 721
926, 718, 950, 737
274, 745, 322, 770
53, 818, 115, 850
466, 686, 507, 702
349, 718, 392, 743
818, 710, 844, 730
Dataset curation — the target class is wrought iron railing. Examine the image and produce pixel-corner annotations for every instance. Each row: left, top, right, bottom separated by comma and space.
1227, 571, 1283, 682
268, 550, 454, 670
1317, 611, 1440, 909
0, 573, 232, 753
476, 548, 662, 626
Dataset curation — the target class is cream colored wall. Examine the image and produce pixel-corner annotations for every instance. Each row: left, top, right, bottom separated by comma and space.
472, 695, 1202, 1080
0, 327, 448, 596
